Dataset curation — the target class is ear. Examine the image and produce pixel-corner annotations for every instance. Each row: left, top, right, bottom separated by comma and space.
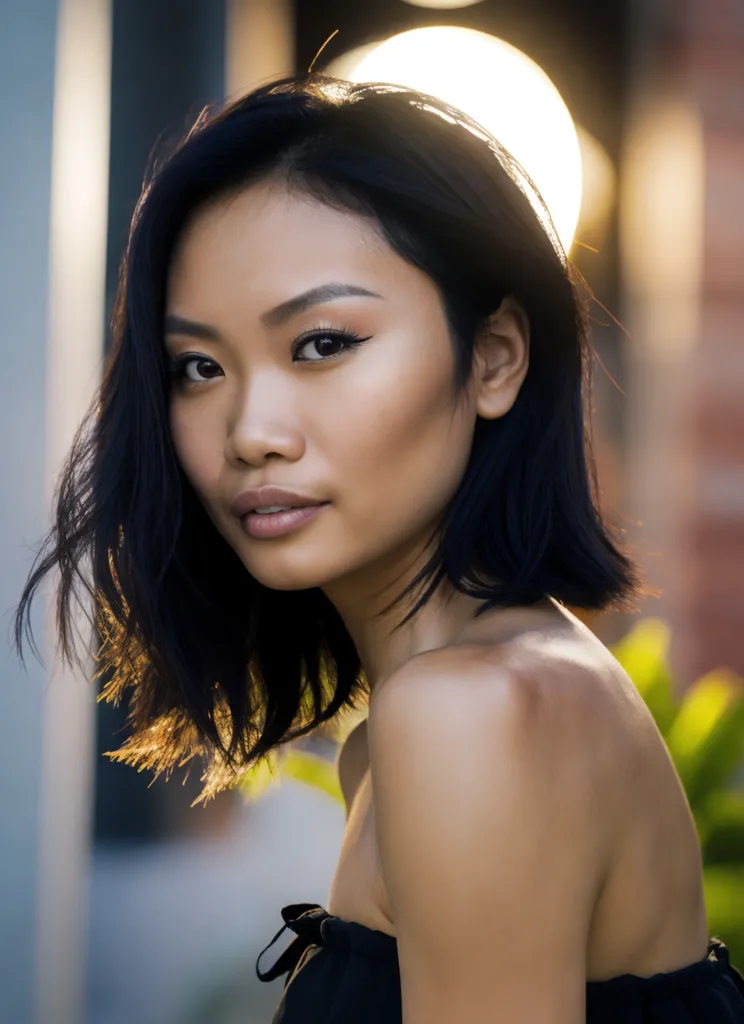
472, 295, 530, 420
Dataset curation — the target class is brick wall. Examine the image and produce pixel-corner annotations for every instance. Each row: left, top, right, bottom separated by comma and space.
622, 0, 744, 686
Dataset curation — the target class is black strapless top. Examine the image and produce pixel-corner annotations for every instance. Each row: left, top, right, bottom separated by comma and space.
256, 902, 744, 1023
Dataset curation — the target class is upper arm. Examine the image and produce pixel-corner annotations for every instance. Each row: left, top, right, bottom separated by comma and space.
368, 654, 607, 1024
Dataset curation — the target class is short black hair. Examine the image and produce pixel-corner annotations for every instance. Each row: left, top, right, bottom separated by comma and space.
13, 74, 642, 800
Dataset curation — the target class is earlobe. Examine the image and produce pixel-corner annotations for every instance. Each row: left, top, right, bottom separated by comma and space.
474, 295, 530, 420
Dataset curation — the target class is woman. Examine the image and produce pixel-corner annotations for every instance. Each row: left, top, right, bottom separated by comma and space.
15, 75, 744, 1023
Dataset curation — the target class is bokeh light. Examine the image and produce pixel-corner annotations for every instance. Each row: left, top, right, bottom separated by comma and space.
401, 0, 486, 8
329, 26, 583, 254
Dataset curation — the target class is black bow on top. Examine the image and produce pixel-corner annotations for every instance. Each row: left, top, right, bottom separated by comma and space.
256, 903, 330, 983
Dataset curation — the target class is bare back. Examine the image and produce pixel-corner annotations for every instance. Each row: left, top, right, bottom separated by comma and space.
327, 603, 710, 982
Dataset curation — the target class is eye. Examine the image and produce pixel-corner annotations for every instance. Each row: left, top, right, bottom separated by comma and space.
167, 327, 371, 388
293, 328, 369, 362
167, 354, 222, 386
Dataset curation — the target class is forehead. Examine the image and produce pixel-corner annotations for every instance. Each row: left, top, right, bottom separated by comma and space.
166, 180, 401, 306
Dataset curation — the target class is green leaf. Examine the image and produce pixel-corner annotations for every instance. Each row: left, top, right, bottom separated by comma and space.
236, 750, 283, 802
704, 865, 744, 943
699, 790, 744, 866
610, 619, 678, 734
281, 749, 345, 806
666, 670, 744, 808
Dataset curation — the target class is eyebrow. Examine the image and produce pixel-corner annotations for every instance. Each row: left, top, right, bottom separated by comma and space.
164, 282, 384, 342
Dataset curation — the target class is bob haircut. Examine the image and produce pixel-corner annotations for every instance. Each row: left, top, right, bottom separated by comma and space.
14, 74, 642, 800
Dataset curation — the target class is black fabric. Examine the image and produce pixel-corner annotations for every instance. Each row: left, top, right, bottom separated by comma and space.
256, 902, 744, 1024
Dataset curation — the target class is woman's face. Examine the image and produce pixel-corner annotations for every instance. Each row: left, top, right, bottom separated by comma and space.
165, 179, 481, 599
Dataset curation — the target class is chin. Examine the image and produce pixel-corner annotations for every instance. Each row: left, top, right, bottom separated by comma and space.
238, 552, 338, 593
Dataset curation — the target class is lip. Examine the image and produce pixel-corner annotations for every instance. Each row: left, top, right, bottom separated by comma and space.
230, 486, 328, 518
240, 503, 329, 539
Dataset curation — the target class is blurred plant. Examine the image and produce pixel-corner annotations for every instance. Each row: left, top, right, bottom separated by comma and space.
238, 742, 346, 805
235, 707, 362, 807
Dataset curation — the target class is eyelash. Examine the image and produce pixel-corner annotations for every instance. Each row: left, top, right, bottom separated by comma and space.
167, 326, 369, 387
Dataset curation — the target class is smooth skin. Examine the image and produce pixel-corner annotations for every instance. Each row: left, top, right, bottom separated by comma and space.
166, 178, 710, 1024
166, 178, 531, 690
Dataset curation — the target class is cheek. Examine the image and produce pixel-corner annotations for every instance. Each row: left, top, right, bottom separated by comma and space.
329, 348, 475, 531
169, 403, 222, 501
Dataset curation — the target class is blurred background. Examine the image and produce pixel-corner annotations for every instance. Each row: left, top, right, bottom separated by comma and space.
1, 0, 743, 1022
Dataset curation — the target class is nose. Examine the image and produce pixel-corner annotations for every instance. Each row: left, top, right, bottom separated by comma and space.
222, 374, 306, 466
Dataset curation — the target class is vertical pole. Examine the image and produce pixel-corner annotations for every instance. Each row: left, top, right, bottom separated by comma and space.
0, 0, 111, 1021
35, 1, 112, 1020
225, 0, 295, 99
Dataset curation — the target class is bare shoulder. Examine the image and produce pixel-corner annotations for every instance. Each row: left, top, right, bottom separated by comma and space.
366, 625, 707, 985
365, 630, 633, 1011
372, 622, 645, 762
369, 624, 649, 850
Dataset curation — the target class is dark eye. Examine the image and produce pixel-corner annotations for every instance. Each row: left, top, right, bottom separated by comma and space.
168, 355, 222, 386
293, 329, 367, 362
167, 328, 370, 388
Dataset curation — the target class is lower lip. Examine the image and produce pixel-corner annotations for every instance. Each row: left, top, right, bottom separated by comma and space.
240, 503, 330, 539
